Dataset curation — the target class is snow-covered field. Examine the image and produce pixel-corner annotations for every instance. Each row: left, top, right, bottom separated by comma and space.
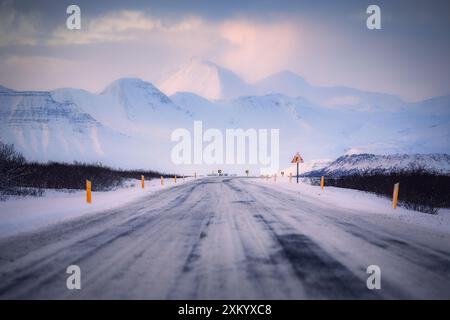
0, 177, 194, 239
251, 177, 450, 234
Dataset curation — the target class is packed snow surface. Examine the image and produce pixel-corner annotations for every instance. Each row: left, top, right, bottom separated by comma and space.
0, 177, 449, 299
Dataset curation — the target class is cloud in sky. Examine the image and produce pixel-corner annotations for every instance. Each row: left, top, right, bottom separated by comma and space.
0, 0, 42, 46
49, 10, 206, 45
0, 0, 449, 101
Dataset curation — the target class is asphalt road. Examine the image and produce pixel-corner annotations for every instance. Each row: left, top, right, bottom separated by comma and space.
0, 177, 449, 299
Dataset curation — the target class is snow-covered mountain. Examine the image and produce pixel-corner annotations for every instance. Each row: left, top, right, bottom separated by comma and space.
0, 89, 112, 163
172, 91, 450, 158
305, 154, 450, 177
255, 70, 406, 112
52, 78, 190, 132
0, 79, 194, 172
158, 58, 255, 100
159, 59, 408, 111
1, 64, 449, 175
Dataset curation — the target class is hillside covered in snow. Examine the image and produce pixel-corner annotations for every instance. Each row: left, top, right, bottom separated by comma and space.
1, 60, 449, 174
304, 154, 450, 177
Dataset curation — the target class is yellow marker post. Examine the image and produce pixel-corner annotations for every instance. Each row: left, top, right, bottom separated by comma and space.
393, 183, 400, 209
141, 175, 145, 189
320, 176, 324, 191
86, 180, 92, 204
174, 176, 177, 184
161, 176, 164, 186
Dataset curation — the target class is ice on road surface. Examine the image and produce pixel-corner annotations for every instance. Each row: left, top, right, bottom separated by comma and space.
0, 177, 449, 299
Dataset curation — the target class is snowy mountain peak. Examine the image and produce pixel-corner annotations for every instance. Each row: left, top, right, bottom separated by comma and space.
306, 153, 450, 177
102, 78, 162, 96
101, 77, 174, 107
158, 58, 254, 100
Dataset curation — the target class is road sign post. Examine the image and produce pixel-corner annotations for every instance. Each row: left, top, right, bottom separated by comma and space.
291, 152, 304, 184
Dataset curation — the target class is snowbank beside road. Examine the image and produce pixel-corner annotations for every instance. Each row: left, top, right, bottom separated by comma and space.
250, 177, 450, 234
0, 177, 195, 239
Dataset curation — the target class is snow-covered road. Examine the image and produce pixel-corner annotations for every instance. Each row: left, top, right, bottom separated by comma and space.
0, 177, 449, 299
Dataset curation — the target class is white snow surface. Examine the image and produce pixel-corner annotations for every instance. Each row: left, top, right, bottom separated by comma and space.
0, 177, 194, 238
251, 177, 450, 234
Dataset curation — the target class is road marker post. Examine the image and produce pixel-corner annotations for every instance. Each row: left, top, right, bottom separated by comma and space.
393, 183, 400, 209
289, 172, 292, 183
320, 176, 324, 191
174, 176, 177, 183
161, 176, 164, 186
194, 172, 197, 179
86, 180, 92, 204
274, 174, 277, 182
141, 175, 145, 189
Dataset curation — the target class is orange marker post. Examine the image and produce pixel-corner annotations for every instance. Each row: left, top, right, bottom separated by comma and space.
393, 183, 400, 209
86, 180, 92, 204
320, 176, 324, 191
161, 176, 164, 186
141, 175, 145, 189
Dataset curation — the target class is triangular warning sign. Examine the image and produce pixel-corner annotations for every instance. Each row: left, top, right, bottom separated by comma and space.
291, 152, 304, 164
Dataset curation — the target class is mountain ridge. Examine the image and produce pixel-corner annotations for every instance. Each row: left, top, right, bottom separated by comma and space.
304, 153, 450, 177
1, 71, 449, 174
